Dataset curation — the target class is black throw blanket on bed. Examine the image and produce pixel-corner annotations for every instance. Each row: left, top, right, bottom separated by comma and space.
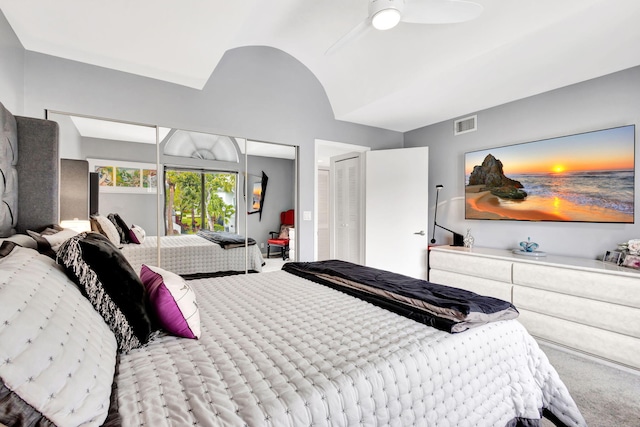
282, 260, 519, 333
196, 230, 256, 249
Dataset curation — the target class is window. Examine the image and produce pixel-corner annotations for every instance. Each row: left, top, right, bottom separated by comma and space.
164, 167, 237, 235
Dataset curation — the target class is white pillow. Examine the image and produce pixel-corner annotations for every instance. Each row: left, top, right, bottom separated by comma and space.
91, 214, 121, 246
140, 264, 201, 339
42, 228, 78, 252
0, 245, 117, 426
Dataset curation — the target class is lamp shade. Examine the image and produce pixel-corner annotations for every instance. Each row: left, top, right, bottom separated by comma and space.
60, 219, 91, 233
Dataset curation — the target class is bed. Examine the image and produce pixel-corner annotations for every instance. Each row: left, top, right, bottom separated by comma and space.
119, 234, 265, 276
1, 241, 586, 427
0, 102, 586, 426
90, 213, 264, 276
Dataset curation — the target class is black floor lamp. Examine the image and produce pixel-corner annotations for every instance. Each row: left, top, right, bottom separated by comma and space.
431, 184, 464, 246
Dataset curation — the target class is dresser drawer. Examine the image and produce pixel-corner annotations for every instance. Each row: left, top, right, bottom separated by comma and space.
518, 310, 640, 370
429, 250, 512, 283
512, 263, 640, 309
429, 269, 512, 302
513, 285, 640, 338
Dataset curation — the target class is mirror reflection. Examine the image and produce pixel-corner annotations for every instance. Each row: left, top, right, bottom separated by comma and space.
242, 140, 297, 265
164, 169, 238, 235
51, 112, 161, 237
162, 129, 241, 237
50, 111, 298, 277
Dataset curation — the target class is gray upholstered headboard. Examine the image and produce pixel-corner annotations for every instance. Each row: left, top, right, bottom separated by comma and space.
0, 102, 59, 236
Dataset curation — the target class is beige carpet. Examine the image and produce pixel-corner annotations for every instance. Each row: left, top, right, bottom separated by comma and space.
540, 342, 640, 427
261, 256, 289, 272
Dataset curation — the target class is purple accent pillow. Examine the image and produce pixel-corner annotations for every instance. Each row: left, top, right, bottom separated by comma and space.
128, 224, 145, 244
140, 264, 201, 339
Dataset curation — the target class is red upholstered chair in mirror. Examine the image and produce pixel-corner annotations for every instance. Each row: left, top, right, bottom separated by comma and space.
267, 209, 294, 260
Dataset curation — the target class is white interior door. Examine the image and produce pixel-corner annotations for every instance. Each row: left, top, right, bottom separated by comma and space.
365, 147, 429, 279
331, 153, 365, 264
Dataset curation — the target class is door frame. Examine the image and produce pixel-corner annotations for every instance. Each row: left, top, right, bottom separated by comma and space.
313, 139, 369, 261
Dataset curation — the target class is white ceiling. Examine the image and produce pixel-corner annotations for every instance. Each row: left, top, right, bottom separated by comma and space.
70, 116, 171, 144
2, 0, 639, 132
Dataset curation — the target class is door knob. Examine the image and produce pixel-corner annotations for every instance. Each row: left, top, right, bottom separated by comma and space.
414, 230, 425, 236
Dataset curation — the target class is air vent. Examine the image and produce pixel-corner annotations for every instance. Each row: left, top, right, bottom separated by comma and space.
454, 115, 477, 135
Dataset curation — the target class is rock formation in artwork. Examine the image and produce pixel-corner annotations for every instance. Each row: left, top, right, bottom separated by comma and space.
468, 154, 527, 200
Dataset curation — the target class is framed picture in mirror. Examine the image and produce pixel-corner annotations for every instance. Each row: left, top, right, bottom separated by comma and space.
88, 159, 157, 194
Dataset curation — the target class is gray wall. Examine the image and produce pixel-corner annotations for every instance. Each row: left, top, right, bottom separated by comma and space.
13, 41, 402, 260
80, 136, 157, 162
0, 11, 24, 114
99, 193, 157, 234
80, 136, 156, 232
55, 113, 83, 158
405, 66, 640, 260
82, 137, 158, 232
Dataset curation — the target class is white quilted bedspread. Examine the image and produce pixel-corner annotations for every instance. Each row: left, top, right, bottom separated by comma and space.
120, 235, 264, 276
116, 271, 586, 427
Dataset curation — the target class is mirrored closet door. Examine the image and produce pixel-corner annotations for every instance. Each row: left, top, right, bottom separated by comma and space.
159, 129, 252, 273
244, 140, 298, 267
49, 111, 160, 244
50, 110, 299, 275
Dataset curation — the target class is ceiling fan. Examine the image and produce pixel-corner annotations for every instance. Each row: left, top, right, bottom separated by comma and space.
326, 0, 483, 55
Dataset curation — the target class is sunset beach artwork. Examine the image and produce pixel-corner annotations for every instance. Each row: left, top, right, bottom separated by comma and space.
465, 125, 635, 223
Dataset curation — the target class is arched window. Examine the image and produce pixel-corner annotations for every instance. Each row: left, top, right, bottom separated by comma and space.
163, 130, 240, 162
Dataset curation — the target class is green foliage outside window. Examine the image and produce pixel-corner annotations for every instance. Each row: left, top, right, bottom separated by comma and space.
165, 169, 236, 234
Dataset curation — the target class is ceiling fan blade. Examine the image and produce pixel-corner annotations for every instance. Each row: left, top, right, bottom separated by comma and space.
325, 19, 372, 55
402, 0, 483, 24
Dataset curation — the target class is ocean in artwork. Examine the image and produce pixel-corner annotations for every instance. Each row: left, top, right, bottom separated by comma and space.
507, 170, 634, 215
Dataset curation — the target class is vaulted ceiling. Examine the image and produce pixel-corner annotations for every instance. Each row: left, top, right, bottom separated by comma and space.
2, 0, 639, 132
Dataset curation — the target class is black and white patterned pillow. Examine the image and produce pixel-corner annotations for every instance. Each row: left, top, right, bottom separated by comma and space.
108, 213, 131, 244
57, 232, 154, 352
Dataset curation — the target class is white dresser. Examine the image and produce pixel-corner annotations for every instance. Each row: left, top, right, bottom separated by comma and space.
429, 245, 640, 370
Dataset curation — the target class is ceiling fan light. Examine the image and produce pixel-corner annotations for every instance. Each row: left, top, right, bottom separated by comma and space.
372, 8, 401, 30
